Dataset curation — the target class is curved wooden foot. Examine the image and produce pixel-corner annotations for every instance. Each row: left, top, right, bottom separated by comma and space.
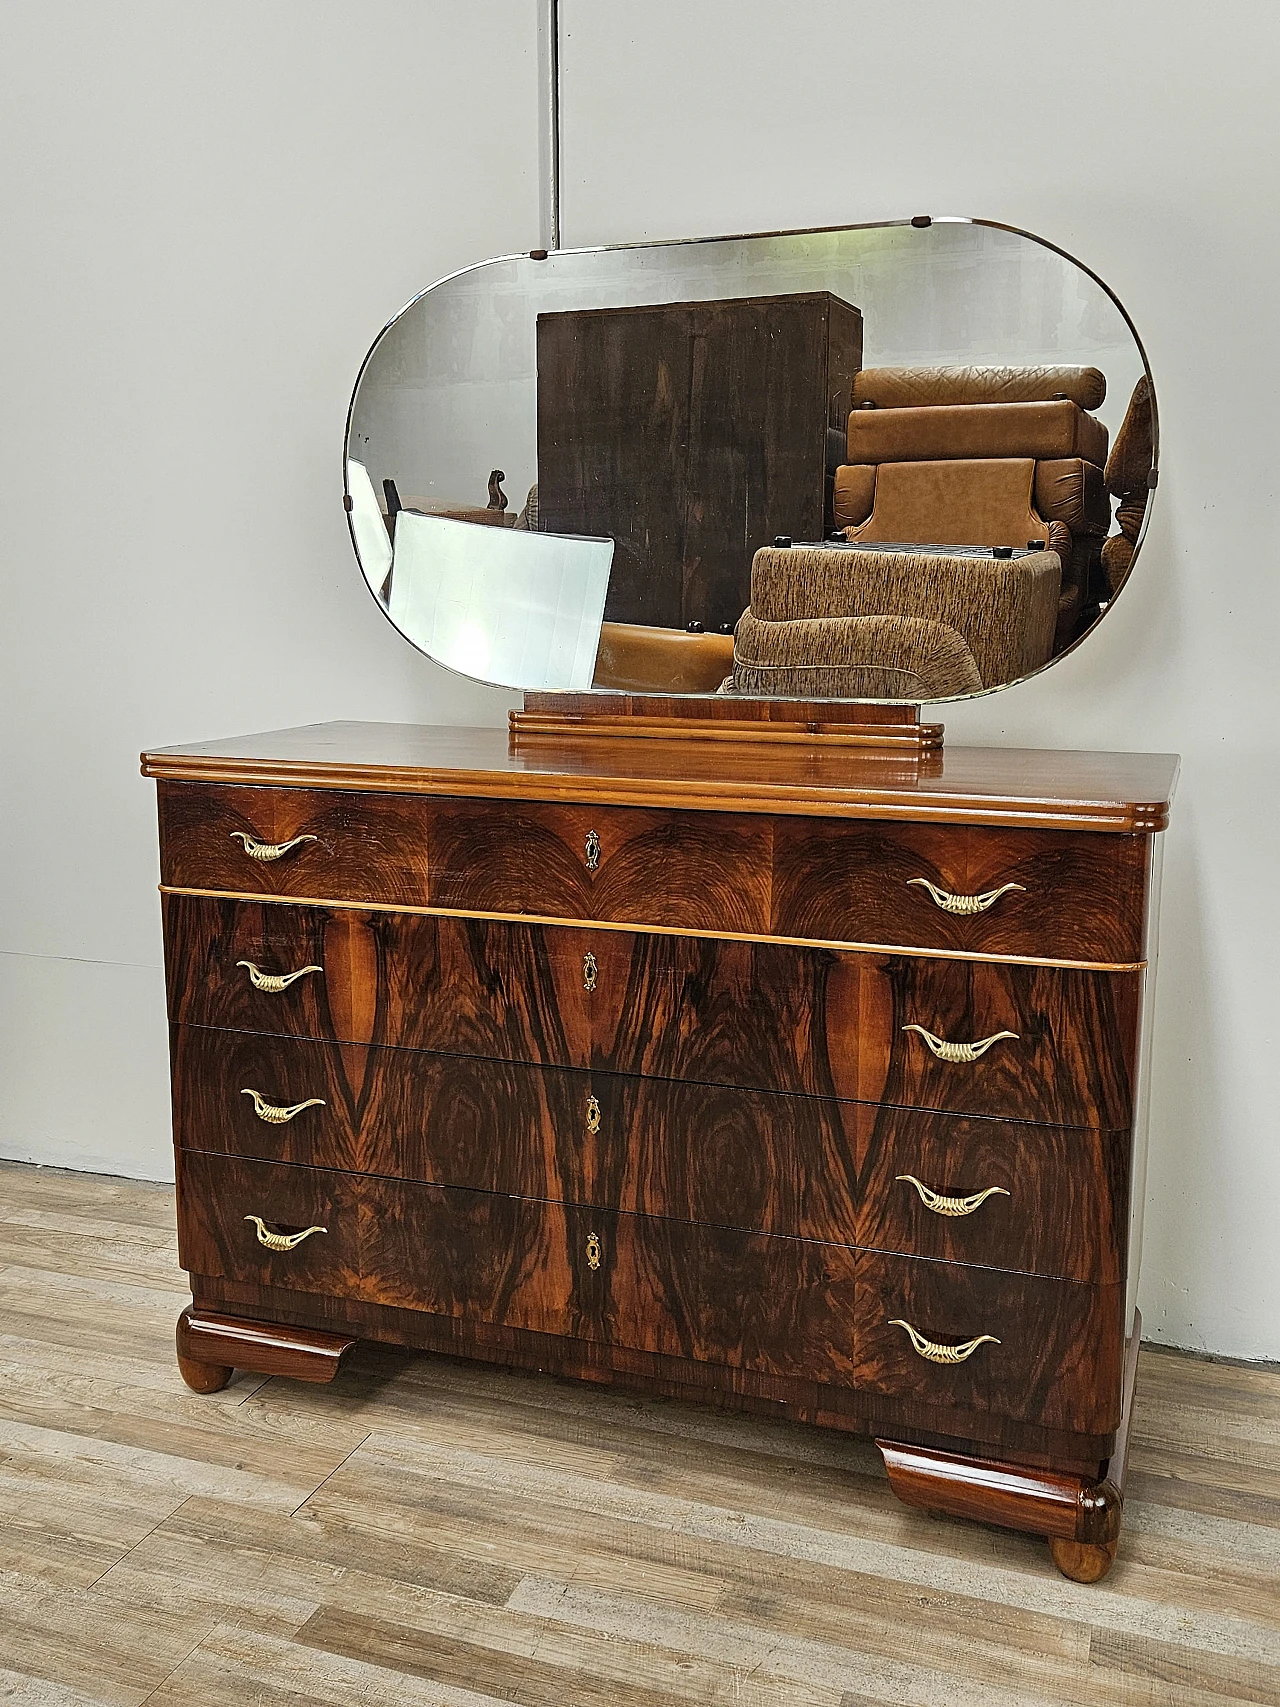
177, 1349, 233, 1393
176, 1305, 356, 1391
1049, 1536, 1118, 1583
877, 1311, 1140, 1579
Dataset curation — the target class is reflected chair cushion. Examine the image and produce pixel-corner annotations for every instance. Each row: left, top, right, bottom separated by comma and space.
729, 609, 982, 699
841, 458, 1051, 550
1101, 378, 1154, 597
847, 399, 1109, 468
748, 542, 1061, 689
591, 622, 734, 693
853, 364, 1107, 412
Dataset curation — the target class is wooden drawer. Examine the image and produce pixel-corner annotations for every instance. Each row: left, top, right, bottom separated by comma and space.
428, 797, 771, 932
175, 1151, 861, 1383
158, 782, 432, 905
857, 1251, 1124, 1436
171, 1028, 1123, 1284
170, 1024, 593, 1199
772, 818, 1148, 965
859, 1107, 1128, 1285
176, 1151, 1118, 1424
164, 897, 1139, 1127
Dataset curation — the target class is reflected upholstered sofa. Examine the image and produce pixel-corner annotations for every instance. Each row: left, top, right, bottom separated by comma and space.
832, 365, 1113, 652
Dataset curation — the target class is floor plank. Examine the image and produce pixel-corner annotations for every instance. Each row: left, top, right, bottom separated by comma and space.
0, 1162, 1276, 1707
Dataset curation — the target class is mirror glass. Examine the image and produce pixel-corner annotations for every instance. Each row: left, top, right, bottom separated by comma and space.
345, 218, 1156, 701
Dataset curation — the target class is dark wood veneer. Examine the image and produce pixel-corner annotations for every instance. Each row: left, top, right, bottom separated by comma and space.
148, 720, 1173, 1580
164, 898, 1139, 1127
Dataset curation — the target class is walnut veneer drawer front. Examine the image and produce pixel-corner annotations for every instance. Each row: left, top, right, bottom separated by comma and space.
164, 897, 1138, 1126
158, 782, 432, 905
428, 798, 771, 932
176, 1150, 861, 1385
858, 1252, 1124, 1436
772, 819, 1148, 965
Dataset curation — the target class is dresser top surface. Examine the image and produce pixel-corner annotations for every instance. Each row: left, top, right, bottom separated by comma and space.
142, 722, 1178, 833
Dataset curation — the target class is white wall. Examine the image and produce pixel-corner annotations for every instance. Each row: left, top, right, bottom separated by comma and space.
2, 0, 1276, 1361
560, 0, 1280, 1361
0, 2, 525, 1177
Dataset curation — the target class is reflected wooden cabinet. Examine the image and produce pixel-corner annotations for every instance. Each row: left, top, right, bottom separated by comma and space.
142, 720, 1176, 1583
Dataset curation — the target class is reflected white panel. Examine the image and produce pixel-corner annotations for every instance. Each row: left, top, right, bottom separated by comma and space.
388, 513, 612, 689
346, 457, 393, 597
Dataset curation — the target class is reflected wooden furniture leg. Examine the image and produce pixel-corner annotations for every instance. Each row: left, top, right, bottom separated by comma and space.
878, 1311, 1140, 1583
175, 1305, 356, 1391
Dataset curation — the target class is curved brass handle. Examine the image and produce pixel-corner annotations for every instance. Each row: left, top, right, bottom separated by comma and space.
889, 1319, 1000, 1365
244, 1215, 327, 1253
236, 960, 323, 994
241, 1088, 326, 1125
583, 952, 598, 992
908, 878, 1025, 916
586, 1095, 602, 1135
903, 1024, 1019, 1064
229, 831, 318, 863
896, 1175, 1010, 1217
586, 1232, 602, 1270
584, 829, 601, 871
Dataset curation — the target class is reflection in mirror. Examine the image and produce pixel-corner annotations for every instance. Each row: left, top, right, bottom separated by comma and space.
345, 219, 1155, 701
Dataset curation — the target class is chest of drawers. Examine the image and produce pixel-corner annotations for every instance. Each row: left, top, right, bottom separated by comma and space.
142, 721, 1176, 1582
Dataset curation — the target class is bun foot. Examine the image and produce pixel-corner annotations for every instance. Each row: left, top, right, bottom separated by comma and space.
1049, 1536, 1118, 1583
177, 1349, 233, 1393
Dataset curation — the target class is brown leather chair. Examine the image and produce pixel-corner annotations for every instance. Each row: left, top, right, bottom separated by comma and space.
832, 366, 1113, 651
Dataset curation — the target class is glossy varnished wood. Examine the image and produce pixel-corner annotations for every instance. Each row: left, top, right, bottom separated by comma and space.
172, 1024, 1123, 1281
771, 817, 1150, 964
880, 1316, 1142, 1581
163, 897, 1140, 1126
142, 720, 1179, 833
176, 1305, 354, 1387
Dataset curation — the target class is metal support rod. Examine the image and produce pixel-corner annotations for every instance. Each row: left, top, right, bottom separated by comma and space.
537, 0, 561, 251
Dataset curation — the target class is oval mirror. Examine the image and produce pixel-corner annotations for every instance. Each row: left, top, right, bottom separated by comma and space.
345, 218, 1156, 703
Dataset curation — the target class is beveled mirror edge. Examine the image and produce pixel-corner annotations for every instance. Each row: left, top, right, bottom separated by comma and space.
342, 214, 1158, 707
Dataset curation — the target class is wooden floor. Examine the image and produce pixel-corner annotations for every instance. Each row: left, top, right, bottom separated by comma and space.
0, 1161, 1277, 1707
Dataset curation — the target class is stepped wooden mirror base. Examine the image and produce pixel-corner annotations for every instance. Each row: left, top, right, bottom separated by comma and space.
878, 1314, 1139, 1583
511, 693, 945, 752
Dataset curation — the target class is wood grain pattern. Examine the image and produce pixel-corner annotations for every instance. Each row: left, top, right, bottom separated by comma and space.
141, 720, 1180, 834
857, 1251, 1124, 1436
536, 294, 862, 632
176, 1305, 354, 1386
879, 1314, 1142, 1580
157, 780, 433, 905
173, 1026, 1125, 1285
163, 898, 1140, 1127
428, 796, 772, 931
772, 817, 1150, 964
176, 1151, 1121, 1435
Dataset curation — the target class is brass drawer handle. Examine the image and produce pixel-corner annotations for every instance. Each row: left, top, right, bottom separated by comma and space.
908, 878, 1025, 916
586, 1095, 602, 1135
586, 1231, 602, 1270
584, 829, 601, 871
237, 960, 323, 994
241, 1087, 326, 1124
896, 1175, 1010, 1217
903, 1025, 1018, 1064
229, 831, 318, 863
583, 952, 598, 991
890, 1318, 1000, 1365
245, 1215, 326, 1253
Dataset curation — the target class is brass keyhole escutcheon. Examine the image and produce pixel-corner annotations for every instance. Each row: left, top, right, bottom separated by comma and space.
586, 1095, 601, 1135
584, 829, 601, 871
583, 952, 598, 991
586, 1232, 602, 1270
